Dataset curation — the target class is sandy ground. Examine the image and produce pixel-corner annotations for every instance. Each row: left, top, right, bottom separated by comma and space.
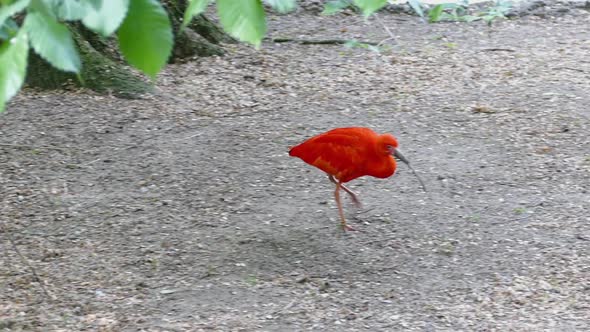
1, 5, 589, 332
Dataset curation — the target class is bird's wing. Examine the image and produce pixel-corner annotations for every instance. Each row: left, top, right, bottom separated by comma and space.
291, 132, 368, 182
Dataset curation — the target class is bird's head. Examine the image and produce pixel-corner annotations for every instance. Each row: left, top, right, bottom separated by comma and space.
380, 134, 411, 167
379, 133, 399, 149
379, 134, 403, 159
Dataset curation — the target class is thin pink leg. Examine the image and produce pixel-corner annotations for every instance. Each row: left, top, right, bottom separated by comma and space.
329, 175, 361, 208
334, 181, 356, 231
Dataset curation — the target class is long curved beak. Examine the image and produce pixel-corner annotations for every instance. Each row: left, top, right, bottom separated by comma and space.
391, 147, 410, 166
389, 147, 427, 192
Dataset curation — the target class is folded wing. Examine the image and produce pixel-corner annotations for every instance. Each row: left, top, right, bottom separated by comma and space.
290, 128, 374, 183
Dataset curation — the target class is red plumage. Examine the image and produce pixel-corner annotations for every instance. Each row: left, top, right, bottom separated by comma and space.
289, 127, 403, 231
289, 127, 399, 183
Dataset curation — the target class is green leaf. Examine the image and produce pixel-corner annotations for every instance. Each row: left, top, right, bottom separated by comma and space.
439, 12, 455, 21
427, 3, 461, 22
482, 14, 495, 23
428, 4, 444, 22
44, 0, 92, 20
347, 40, 370, 49
0, 0, 30, 27
0, 27, 9, 40
264, 0, 297, 13
367, 44, 381, 53
87, 0, 102, 10
495, 0, 513, 13
180, 0, 210, 32
454, 4, 467, 15
24, 11, 81, 73
352, 0, 387, 16
217, 0, 266, 48
322, 0, 351, 15
0, 18, 18, 40
117, 0, 172, 79
344, 39, 361, 48
407, 0, 424, 18
82, 0, 129, 36
0, 28, 28, 112
461, 15, 481, 22
441, 3, 460, 9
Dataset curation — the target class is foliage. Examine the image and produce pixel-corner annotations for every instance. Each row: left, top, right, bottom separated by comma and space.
181, 0, 210, 32
217, 0, 267, 48
428, 0, 512, 25
83, 0, 129, 37
322, 0, 354, 15
320, 0, 511, 25
407, 0, 426, 18
117, 0, 172, 79
0, 0, 313, 112
0, 0, 172, 112
354, 0, 388, 17
0, 0, 513, 112
323, 0, 414, 16
344, 39, 388, 53
480, 0, 512, 25
0, 27, 27, 111
24, 11, 81, 73
264, 0, 298, 14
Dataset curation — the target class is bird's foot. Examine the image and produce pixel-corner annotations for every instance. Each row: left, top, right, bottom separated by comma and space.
350, 196, 362, 209
341, 223, 357, 231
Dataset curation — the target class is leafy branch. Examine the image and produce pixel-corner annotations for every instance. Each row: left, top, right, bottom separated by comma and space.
428, 0, 513, 25
0, 0, 514, 113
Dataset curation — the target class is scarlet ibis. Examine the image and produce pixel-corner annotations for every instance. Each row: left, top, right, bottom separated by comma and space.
289, 127, 425, 231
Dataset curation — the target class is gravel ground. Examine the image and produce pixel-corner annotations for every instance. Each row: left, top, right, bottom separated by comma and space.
1, 5, 589, 332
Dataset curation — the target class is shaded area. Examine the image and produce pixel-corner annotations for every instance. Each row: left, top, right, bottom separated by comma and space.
25, 4, 232, 98
26, 28, 151, 99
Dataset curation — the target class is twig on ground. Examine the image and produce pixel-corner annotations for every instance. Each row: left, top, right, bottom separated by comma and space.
479, 48, 516, 52
373, 13, 397, 47
1, 223, 53, 302
273, 299, 297, 315
551, 66, 586, 73
266, 38, 379, 46
0, 143, 69, 152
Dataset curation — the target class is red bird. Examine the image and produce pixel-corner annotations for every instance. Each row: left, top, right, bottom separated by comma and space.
289, 127, 425, 231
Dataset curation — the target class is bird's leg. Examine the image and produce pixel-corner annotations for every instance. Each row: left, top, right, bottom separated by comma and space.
334, 181, 355, 231
341, 183, 362, 208
328, 175, 361, 208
